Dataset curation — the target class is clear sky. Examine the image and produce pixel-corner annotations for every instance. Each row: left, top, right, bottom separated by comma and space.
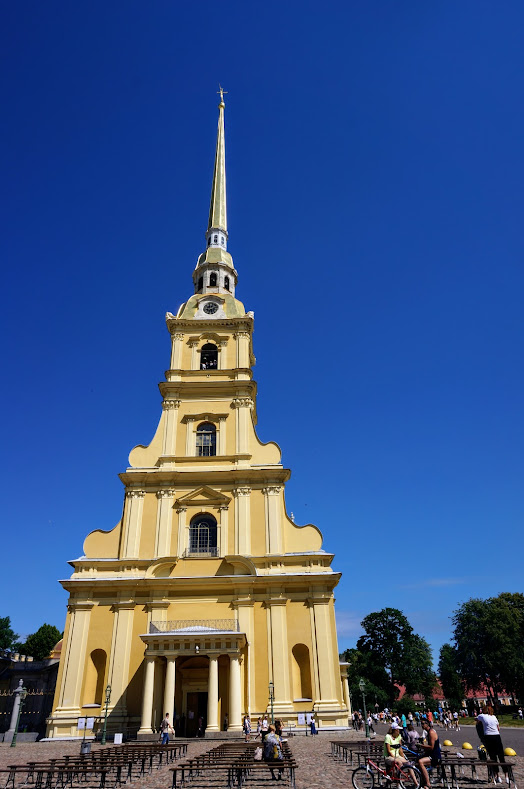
2, 2, 523, 666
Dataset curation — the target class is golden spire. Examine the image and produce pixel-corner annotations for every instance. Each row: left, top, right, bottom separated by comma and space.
207, 88, 227, 234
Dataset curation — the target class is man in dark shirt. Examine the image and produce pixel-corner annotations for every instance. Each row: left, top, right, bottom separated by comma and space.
418, 720, 441, 788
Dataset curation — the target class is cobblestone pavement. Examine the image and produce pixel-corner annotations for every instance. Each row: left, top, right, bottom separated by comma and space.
0, 730, 522, 789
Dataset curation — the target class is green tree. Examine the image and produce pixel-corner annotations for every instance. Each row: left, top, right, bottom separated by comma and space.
357, 607, 436, 704
341, 647, 390, 710
452, 593, 524, 704
438, 643, 464, 709
20, 624, 62, 661
395, 695, 417, 717
0, 616, 19, 650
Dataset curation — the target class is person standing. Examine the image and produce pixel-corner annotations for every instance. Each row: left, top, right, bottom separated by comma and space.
310, 714, 317, 735
160, 712, 174, 745
477, 706, 507, 782
261, 715, 269, 741
243, 714, 251, 742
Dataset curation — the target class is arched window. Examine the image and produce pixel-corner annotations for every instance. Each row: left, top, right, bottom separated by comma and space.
197, 276, 203, 291
224, 276, 230, 291
213, 234, 218, 243
200, 343, 218, 370
189, 513, 218, 555
196, 421, 216, 456
291, 644, 312, 700
209, 272, 217, 287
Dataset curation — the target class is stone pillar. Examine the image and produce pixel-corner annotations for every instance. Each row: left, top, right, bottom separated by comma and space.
176, 506, 187, 556
171, 333, 184, 370
206, 655, 219, 733
185, 418, 195, 456
218, 416, 227, 455
233, 398, 253, 456
218, 340, 228, 370
57, 602, 93, 711
139, 656, 156, 734
342, 670, 351, 716
163, 657, 176, 723
189, 340, 199, 370
161, 400, 180, 457
5, 680, 24, 741
235, 331, 250, 368
107, 602, 135, 715
266, 597, 293, 713
309, 597, 340, 709
263, 486, 283, 554
233, 599, 255, 714
228, 655, 242, 731
233, 488, 251, 555
122, 490, 145, 558
218, 506, 229, 557
155, 489, 175, 558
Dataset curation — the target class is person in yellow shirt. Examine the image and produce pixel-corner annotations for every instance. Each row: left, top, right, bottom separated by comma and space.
383, 723, 412, 770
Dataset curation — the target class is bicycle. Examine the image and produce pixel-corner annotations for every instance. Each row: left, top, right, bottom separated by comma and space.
352, 756, 422, 789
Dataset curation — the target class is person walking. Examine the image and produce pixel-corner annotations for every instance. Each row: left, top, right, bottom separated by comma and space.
477, 706, 507, 782
160, 712, 174, 745
263, 724, 284, 780
243, 714, 251, 742
261, 715, 269, 741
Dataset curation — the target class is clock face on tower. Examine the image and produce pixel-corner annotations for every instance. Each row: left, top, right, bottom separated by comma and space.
203, 302, 218, 315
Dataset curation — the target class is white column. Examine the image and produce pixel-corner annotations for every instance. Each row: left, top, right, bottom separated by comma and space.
139, 656, 156, 733
218, 340, 228, 370
176, 507, 187, 556
107, 603, 135, 715
161, 400, 180, 457
218, 506, 229, 557
263, 486, 283, 554
163, 657, 176, 723
185, 418, 195, 456
206, 655, 219, 732
57, 603, 93, 711
235, 331, 250, 368
155, 489, 175, 558
233, 488, 251, 555
218, 416, 227, 455
229, 655, 242, 731
309, 598, 340, 709
171, 333, 184, 370
122, 490, 145, 558
342, 671, 351, 716
189, 340, 199, 370
233, 398, 253, 455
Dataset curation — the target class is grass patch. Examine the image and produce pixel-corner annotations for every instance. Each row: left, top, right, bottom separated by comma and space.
461, 715, 524, 727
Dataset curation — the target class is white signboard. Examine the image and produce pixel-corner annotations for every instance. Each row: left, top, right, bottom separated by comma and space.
86, 717, 95, 730
297, 713, 306, 726
77, 718, 85, 730
306, 713, 313, 724
114, 733, 123, 745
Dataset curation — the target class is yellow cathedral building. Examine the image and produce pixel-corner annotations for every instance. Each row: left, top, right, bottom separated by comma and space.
46, 95, 351, 739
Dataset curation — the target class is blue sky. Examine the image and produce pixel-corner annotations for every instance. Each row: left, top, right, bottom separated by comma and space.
2, 1, 523, 665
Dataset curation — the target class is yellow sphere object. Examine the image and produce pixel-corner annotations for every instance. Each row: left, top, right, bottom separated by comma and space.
504, 748, 516, 757
462, 743, 473, 750
443, 740, 453, 747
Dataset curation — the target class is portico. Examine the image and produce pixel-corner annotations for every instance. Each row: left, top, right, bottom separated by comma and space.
138, 620, 246, 736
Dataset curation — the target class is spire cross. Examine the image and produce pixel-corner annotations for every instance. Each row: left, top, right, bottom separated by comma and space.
217, 85, 228, 104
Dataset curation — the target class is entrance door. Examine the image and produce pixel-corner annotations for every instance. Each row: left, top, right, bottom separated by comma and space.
186, 692, 208, 737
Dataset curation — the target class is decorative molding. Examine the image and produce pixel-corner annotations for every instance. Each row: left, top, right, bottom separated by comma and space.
173, 333, 185, 341
219, 340, 228, 347
233, 487, 251, 497
175, 485, 231, 509
126, 490, 145, 499
234, 332, 250, 340
181, 413, 228, 424
232, 398, 254, 409
188, 340, 199, 348
262, 486, 282, 496
162, 399, 181, 411
156, 489, 175, 499
175, 506, 187, 514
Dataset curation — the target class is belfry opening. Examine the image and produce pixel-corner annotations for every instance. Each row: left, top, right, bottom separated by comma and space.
46, 95, 351, 739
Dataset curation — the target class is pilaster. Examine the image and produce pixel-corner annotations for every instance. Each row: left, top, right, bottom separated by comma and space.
233, 487, 251, 555
161, 399, 180, 457
232, 398, 253, 456
233, 597, 255, 714
263, 486, 283, 554
308, 597, 340, 710
122, 490, 145, 559
176, 506, 187, 556
107, 601, 135, 716
155, 489, 175, 558
218, 506, 229, 557
218, 416, 227, 454
189, 340, 198, 370
57, 602, 94, 713
265, 597, 293, 713
235, 331, 250, 368
185, 418, 195, 456
170, 333, 184, 369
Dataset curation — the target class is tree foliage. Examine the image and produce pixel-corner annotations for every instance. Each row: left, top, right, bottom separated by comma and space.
0, 616, 19, 650
452, 593, 524, 703
19, 624, 62, 661
438, 643, 464, 709
341, 647, 390, 710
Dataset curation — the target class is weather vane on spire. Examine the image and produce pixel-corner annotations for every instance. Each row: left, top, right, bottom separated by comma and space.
217, 85, 228, 105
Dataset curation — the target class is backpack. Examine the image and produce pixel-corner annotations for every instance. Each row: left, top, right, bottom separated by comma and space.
263, 736, 283, 761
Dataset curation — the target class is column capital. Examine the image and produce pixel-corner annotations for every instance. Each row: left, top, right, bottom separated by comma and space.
156, 488, 175, 499
173, 333, 185, 341
176, 506, 187, 514
307, 596, 331, 607
126, 489, 145, 499
264, 597, 289, 608
233, 487, 251, 497
67, 601, 94, 613
110, 601, 135, 612
162, 399, 181, 411
262, 486, 282, 496
232, 597, 255, 609
232, 397, 254, 409
188, 339, 199, 348
144, 601, 170, 612
234, 331, 250, 340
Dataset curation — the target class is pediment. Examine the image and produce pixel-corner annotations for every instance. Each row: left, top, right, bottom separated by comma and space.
175, 485, 231, 508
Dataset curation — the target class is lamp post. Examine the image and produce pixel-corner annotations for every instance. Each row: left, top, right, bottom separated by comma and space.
359, 678, 370, 739
268, 681, 274, 724
10, 682, 27, 748
101, 684, 111, 745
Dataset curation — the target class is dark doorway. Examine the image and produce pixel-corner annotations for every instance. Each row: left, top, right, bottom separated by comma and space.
186, 692, 208, 737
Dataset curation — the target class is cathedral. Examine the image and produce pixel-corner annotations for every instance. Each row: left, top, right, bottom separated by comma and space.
47, 95, 351, 738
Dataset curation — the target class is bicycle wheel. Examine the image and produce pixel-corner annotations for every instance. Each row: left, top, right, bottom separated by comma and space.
399, 765, 421, 789
352, 766, 375, 789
